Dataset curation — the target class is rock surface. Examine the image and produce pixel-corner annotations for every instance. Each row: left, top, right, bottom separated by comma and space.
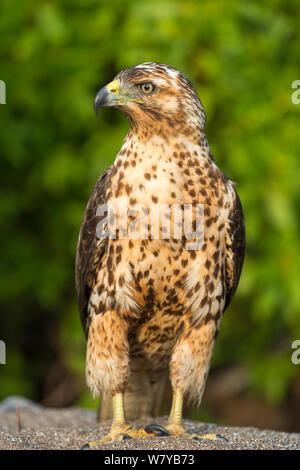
0, 405, 299, 450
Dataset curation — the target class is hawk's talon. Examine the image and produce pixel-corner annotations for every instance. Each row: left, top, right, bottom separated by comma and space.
122, 434, 133, 440
80, 443, 90, 450
144, 424, 171, 436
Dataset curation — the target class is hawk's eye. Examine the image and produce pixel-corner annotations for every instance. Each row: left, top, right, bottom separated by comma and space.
140, 83, 154, 94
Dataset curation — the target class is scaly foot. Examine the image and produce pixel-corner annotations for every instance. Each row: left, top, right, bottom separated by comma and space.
144, 423, 227, 442
81, 424, 154, 449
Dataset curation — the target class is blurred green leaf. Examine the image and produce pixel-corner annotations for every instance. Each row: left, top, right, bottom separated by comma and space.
0, 0, 299, 417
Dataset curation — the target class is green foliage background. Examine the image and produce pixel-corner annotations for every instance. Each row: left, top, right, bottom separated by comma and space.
0, 0, 300, 418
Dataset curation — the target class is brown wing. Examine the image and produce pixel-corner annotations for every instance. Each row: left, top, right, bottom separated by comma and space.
224, 189, 245, 311
75, 167, 112, 337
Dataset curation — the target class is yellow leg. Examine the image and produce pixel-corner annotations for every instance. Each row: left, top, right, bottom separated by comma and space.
164, 390, 226, 442
168, 389, 183, 426
81, 392, 153, 449
111, 393, 127, 429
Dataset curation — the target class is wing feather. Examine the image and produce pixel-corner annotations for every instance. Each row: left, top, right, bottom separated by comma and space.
224, 189, 245, 311
75, 167, 112, 336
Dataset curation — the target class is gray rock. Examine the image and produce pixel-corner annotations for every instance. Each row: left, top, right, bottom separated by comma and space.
0, 407, 300, 450
0, 395, 40, 413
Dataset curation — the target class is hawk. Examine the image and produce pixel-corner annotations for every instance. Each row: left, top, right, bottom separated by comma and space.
76, 63, 245, 446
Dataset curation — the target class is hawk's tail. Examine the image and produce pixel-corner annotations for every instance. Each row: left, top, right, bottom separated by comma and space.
98, 369, 170, 421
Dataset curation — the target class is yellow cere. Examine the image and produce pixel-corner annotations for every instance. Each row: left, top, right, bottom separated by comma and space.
106, 80, 120, 95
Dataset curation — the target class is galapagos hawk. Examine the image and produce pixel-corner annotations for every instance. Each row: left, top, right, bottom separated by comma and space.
76, 63, 245, 445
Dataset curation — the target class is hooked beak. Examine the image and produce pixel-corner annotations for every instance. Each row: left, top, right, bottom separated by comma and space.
94, 79, 120, 115
94, 78, 145, 115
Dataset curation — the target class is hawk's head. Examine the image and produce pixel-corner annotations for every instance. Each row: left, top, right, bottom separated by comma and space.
94, 63, 206, 140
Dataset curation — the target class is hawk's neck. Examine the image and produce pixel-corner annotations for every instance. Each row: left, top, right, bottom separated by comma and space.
116, 131, 212, 167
